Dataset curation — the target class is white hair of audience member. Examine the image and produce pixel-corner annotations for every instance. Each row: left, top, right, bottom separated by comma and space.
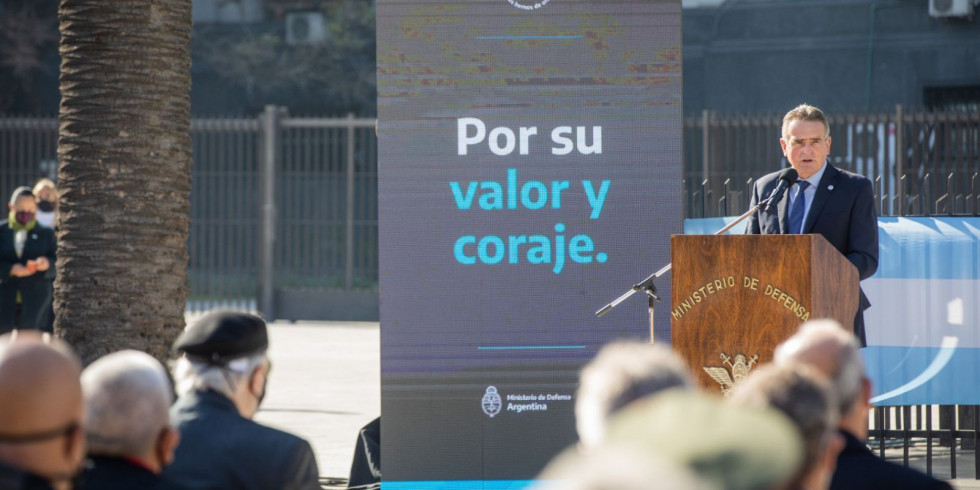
172, 352, 268, 400
532, 445, 719, 490
81, 350, 172, 457
773, 319, 864, 418
729, 363, 839, 488
575, 341, 694, 449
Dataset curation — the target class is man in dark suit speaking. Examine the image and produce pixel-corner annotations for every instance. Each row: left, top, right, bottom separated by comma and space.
747, 104, 879, 346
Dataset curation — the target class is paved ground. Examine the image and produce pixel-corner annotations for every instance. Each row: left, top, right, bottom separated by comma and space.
253, 321, 380, 482
247, 320, 980, 489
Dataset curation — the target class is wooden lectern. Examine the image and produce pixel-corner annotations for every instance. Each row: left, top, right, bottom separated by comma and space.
670, 234, 859, 392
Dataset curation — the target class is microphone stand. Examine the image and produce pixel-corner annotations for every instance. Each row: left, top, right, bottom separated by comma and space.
594, 192, 781, 341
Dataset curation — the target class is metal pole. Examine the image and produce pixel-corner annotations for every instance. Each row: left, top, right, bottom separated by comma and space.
345, 113, 356, 291
260, 105, 280, 319
895, 104, 904, 217
701, 109, 710, 185
648, 296, 656, 344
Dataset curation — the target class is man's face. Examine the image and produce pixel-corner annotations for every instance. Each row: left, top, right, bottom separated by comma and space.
780, 119, 831, 180
11, 196, 37, 215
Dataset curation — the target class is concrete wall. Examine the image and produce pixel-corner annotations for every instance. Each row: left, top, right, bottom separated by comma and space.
683, 0, 980, 115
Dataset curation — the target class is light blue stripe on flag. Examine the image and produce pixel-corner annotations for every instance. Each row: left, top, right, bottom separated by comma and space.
875, 217, 980, 280
863, 344, 980, 406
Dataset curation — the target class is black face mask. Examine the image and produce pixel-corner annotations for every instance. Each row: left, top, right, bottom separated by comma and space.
256, 378, 268, 407
38, 200, 55, 212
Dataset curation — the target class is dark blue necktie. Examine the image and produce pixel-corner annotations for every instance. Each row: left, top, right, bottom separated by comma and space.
787, 180, 810, 234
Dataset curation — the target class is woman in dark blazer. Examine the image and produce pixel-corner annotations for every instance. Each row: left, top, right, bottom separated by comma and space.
0, 187, 56, 333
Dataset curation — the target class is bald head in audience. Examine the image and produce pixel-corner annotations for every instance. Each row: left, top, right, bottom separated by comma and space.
773, 319, 869, 439
81, 350, 179, 473
0, 331, 85, 489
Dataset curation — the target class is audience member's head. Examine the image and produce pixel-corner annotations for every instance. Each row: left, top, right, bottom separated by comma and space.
0, 331, 85, 489
603, 390, 804, 490
81, 350, 179, 473
534, 445, 718, 490
171, 311, 271, 419
8, 186, 37, 227
773, 319, 871, 439
730, 363, 843, 490
32, 179, 58, 228
575, 341, 694, 449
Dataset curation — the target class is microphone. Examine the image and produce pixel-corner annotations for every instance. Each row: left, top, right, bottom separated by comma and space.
763, 168, 798, 214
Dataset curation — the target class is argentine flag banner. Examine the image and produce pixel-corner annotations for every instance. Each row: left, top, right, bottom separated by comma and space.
685, 216, 980, 406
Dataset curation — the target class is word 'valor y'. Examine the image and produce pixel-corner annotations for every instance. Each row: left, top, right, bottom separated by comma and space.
450, 168, 609, 219
457, 117, 602, 156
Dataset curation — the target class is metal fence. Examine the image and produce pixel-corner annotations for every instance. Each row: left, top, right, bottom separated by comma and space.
0, 108, 378, 321
685, 106, 980, 219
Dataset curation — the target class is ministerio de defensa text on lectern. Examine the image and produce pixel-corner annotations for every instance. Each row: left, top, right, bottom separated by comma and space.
670, 234, 859, 392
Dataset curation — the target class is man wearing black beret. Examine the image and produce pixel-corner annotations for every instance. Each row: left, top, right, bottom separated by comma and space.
162, 311, 321, 490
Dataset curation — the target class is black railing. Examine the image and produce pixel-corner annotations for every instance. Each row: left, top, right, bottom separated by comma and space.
685, 171, 980, 220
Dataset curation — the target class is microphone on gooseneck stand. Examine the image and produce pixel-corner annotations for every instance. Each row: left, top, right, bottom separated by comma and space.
763, 168, 799, 214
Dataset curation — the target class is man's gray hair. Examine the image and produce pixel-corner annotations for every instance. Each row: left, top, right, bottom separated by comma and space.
172, 351, 268, 399
729, 363, 838, 479
576, 341, 694, 448
81, 350, 172, 458
773, 319, 864, 417
782, 103, 830, 138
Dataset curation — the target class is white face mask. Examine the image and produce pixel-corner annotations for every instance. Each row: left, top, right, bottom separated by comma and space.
36, 211, 55, 228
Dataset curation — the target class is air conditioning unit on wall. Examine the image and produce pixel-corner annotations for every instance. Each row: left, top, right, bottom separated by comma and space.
285, 12, 327, 45
929, 0, 974, 18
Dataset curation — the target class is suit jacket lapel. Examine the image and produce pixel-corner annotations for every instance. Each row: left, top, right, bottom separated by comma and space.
802, 163, 840, 234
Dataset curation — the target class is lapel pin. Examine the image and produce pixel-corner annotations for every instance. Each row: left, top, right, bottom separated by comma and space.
827, 185, 834, 191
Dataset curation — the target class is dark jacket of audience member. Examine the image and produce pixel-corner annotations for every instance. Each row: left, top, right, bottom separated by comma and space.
82, 456, 187, 490
830, 431, 952, 490
165, 390, 320, 490
0, 461, 55, 490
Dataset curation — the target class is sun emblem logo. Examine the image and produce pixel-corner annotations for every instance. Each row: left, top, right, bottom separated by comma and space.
482, 386, 502, 418
703, 352, 759, 396
507, 0, 551, 11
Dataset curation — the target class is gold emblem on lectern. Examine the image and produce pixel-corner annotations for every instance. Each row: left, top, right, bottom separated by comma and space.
703, 352, 759, 396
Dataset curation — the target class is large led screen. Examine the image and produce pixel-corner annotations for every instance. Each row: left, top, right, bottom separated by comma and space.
378, 1, 682, 486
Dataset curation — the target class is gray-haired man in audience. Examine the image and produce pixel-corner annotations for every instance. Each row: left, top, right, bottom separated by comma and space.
80, 350, 186, 489
730, 362, 843, 490
162, 311, 320, 490
575, 341, 694, 449
775, 319, 951, 490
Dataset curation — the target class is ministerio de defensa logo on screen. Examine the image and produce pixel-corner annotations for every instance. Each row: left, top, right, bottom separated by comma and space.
508, 0, 551, 10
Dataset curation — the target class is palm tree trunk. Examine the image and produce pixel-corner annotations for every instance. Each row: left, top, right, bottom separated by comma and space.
57, 0, 191, 364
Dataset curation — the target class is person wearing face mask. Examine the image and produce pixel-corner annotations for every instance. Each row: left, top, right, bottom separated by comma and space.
0, 188, 57, 334
31, 180, 58, 231
31, 180, 58, 333
163, 311, 321, 490
80, 350, 189, 490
